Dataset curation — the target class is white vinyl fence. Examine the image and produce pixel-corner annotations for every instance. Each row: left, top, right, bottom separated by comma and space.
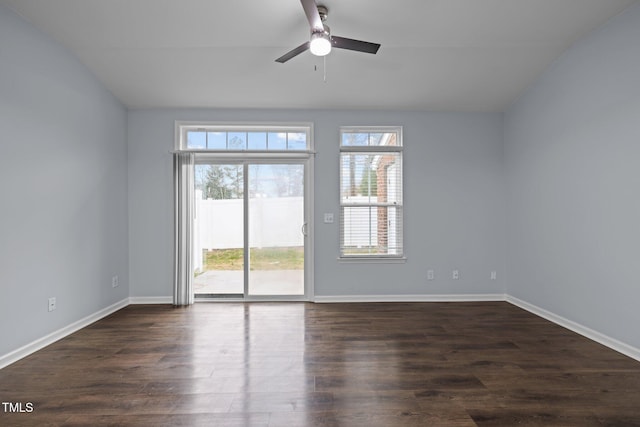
193, 194, 304, 272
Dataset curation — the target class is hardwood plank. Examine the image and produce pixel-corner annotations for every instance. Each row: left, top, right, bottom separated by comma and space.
0, 302, 639, 426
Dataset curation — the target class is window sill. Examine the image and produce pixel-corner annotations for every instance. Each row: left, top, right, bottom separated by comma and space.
338, 256, 407, 264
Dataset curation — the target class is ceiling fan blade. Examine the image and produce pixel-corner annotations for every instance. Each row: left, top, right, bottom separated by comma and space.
332, 36, 381, 54
300, 0, 324, 32
275, 41, 310, 63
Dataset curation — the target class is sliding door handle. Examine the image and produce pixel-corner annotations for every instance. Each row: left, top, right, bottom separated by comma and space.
301, 222, 308, 236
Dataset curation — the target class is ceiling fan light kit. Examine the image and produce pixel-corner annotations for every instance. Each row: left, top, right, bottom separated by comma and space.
309, 31, 332, 56
276, 0, 380, 63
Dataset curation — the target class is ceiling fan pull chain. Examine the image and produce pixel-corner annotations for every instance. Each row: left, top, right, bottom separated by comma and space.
324, 55, 327, 83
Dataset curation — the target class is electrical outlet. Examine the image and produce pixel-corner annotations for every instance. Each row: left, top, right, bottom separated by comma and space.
48, 297, 56, 312
452, 270, 459, 280
490, 271, 497, 280
323, 213, 334, 224
112, 275, 119, 288
427, 270, 434, 281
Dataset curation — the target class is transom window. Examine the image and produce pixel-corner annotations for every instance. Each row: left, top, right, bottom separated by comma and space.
177, 123, 311, 152
340, 127, 403, 259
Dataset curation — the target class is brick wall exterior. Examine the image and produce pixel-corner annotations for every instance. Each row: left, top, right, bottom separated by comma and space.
375, 134, 397, 252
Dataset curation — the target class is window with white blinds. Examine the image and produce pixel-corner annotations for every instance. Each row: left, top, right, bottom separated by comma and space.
339, 127, 403, 258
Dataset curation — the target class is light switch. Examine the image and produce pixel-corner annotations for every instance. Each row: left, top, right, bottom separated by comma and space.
323, 213, 334, 224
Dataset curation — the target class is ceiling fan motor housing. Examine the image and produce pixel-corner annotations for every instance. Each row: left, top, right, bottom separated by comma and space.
317, 5, 328, 21
313, 5, 330, 37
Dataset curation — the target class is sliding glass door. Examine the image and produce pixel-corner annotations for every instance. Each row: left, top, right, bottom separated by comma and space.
248, 164, 305, 296
193, 161, 308, 299
193, 163, 245, 297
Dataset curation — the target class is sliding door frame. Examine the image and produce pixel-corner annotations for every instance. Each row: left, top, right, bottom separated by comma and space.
193, 153, 314, 302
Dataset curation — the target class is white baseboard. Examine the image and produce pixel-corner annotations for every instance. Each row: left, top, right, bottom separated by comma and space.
506, 295, 640, 362
314, 294, 506, 303
128, 296, 173, 304
0, 298, 129, 370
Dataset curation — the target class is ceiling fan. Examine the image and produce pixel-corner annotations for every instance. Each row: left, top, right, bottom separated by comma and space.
276, 0, 381, 63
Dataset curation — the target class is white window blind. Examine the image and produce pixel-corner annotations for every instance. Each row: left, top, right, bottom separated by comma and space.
339, 127, 403, 258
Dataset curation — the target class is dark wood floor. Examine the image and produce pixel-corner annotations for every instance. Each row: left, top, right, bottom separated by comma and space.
1, 302, 639, 426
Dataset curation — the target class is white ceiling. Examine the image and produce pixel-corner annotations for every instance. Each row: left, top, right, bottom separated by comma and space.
2, 0, 635, 111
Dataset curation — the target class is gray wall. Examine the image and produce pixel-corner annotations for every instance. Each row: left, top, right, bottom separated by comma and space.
0, 5, 129, 356
505, 3, 640, 348
11, 0, 639, 365
128, 109, 505, 298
